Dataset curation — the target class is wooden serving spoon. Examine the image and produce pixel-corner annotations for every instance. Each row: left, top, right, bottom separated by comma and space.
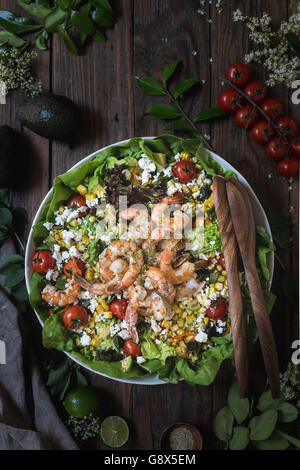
226, 177, 280, 398
213, 176, 248, 398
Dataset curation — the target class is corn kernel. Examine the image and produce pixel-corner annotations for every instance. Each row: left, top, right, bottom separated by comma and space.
96, 305, 103, 315
70, 219, 78, 227
76, 184, 87, 196
204, 317, 209, 325
180, 152, 191, 160
209, 252, 215, 258
216, 264, 222, 271
178, 319, 184, 328
85, 267, 93, 282
104, 311, 113, 319
222, 270, 226, 276
82, 235, 89, 244
89, 216, 96, 223
85, 193, 96, 200
76, 243, 85, 252
99, 299, 109, 310
218, 275, 225, 283
58, 205, 64, 214
215, 282, 223, 291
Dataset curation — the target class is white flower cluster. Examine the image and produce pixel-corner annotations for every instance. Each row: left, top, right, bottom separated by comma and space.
233, 4, 300, 88
280, 361, 300, 406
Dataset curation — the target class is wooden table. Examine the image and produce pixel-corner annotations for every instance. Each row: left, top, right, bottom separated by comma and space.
1, 0, 299, 450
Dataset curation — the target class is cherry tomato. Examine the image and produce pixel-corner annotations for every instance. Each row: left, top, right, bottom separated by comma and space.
217, 255, 226, 271
276, 116, 299, 138
244, 81, 267, 104
172, 160, 197, 183
277, 157, 299, 178
234, 104, 258, 129
206, 298, 228, 321
226, 62, 251, 88
62, 305, 89, 329
109, 298, 128, 320
218, 88, 242, 114
261, 98, 283, 121
250, 120, 274, 145
32, 250, 56, 273
291, 135, 300, 157
63, 258, 86, 279
67, 195, 88, 218
123, 339, 141, 358
266, 137, 289, 161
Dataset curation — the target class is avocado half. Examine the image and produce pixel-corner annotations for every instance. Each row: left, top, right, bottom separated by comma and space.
17, 94, 82, 143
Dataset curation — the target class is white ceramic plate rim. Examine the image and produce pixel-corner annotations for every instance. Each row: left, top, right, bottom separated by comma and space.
25, 137, 274, 385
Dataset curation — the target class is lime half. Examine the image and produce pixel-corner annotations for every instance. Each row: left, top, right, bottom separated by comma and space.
100, 416, 129, 448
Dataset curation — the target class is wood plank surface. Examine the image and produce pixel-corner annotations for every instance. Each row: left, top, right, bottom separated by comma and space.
1, 0, 299, 450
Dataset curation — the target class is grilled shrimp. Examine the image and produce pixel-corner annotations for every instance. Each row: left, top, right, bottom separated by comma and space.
160, 240, 195, 285
42, 259, 81, 306
99, 241, 144, 294
146, 292, 174, 321
143, 266, 176, 300
151, 194, 184, 226
124, 280, 148, 343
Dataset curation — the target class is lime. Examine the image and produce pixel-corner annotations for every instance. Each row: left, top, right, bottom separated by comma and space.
100, 416, 129, 448
63, 386, 101, 418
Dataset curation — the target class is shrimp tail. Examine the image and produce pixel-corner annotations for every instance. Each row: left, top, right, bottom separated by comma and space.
74, 273, 91, 290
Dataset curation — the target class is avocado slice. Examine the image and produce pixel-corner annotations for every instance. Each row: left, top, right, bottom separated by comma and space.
17, 94, 82, 143
121, 355, 133, 372
153, 152, 167, 168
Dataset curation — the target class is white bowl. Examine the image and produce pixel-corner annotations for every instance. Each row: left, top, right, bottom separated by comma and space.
25, 138, 274, 385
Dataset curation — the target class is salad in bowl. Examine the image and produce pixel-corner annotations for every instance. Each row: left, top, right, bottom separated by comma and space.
26, 135, 275, 385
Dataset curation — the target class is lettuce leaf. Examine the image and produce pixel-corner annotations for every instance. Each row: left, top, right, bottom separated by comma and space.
42, 315, 74, 352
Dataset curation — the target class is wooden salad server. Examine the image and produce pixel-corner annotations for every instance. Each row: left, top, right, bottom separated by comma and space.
213, 176, 249, 398
225, 177, 280, 398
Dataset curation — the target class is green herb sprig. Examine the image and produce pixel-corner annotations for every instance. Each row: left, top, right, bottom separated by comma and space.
0, 0, 115, 55
0, 191, 28, 301
136, 60, 225, 150
213, 380, 300, 450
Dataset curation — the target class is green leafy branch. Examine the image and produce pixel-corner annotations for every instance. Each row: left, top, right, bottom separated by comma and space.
0, 0, 115, 55
136, 60, 225, 151
0, 191, 28, 301
213, 380, 300, 450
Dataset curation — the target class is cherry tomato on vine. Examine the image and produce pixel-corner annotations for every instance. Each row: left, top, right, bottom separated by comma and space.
67, 195, 88, 218
291, 136, 300, 157
250, 120, 274, 145
62, 305, 89, 329
276, 116, 299, 138
206, 298, 228, 321
218, 88, 242, 114
266, 137, 289, 161
217, 255, 226, 271
226, 62, 251, 88
172, 160, 197, 183
109, 298, 128, 320
123, 339, 141, 358
32, 250, 56, 273
63, 258, 86, 279
244, 81, 267, 104
261, 98, 284, 121
234, 104, 258, 129
277, 157, 299, 178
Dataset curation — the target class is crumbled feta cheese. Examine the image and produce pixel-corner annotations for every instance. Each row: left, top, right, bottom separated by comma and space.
80, 332, 91, 346
62, 230, 74, 247
195, 330, 208, 343
136, 356, 146, 364
110, 323, 122, 336
45, 269, 59, 281
118, 329, 130, 340
89, 298, 99, 313
86, 197, 99, 208
150, 318, 161, 333
204, 299, 211, 308
43, 222, 53, 231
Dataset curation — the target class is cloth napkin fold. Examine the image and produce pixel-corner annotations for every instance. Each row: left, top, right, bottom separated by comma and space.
0, 242, 78, 450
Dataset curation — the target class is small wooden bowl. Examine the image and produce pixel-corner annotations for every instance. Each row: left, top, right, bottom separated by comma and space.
160, 422, 203, 450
